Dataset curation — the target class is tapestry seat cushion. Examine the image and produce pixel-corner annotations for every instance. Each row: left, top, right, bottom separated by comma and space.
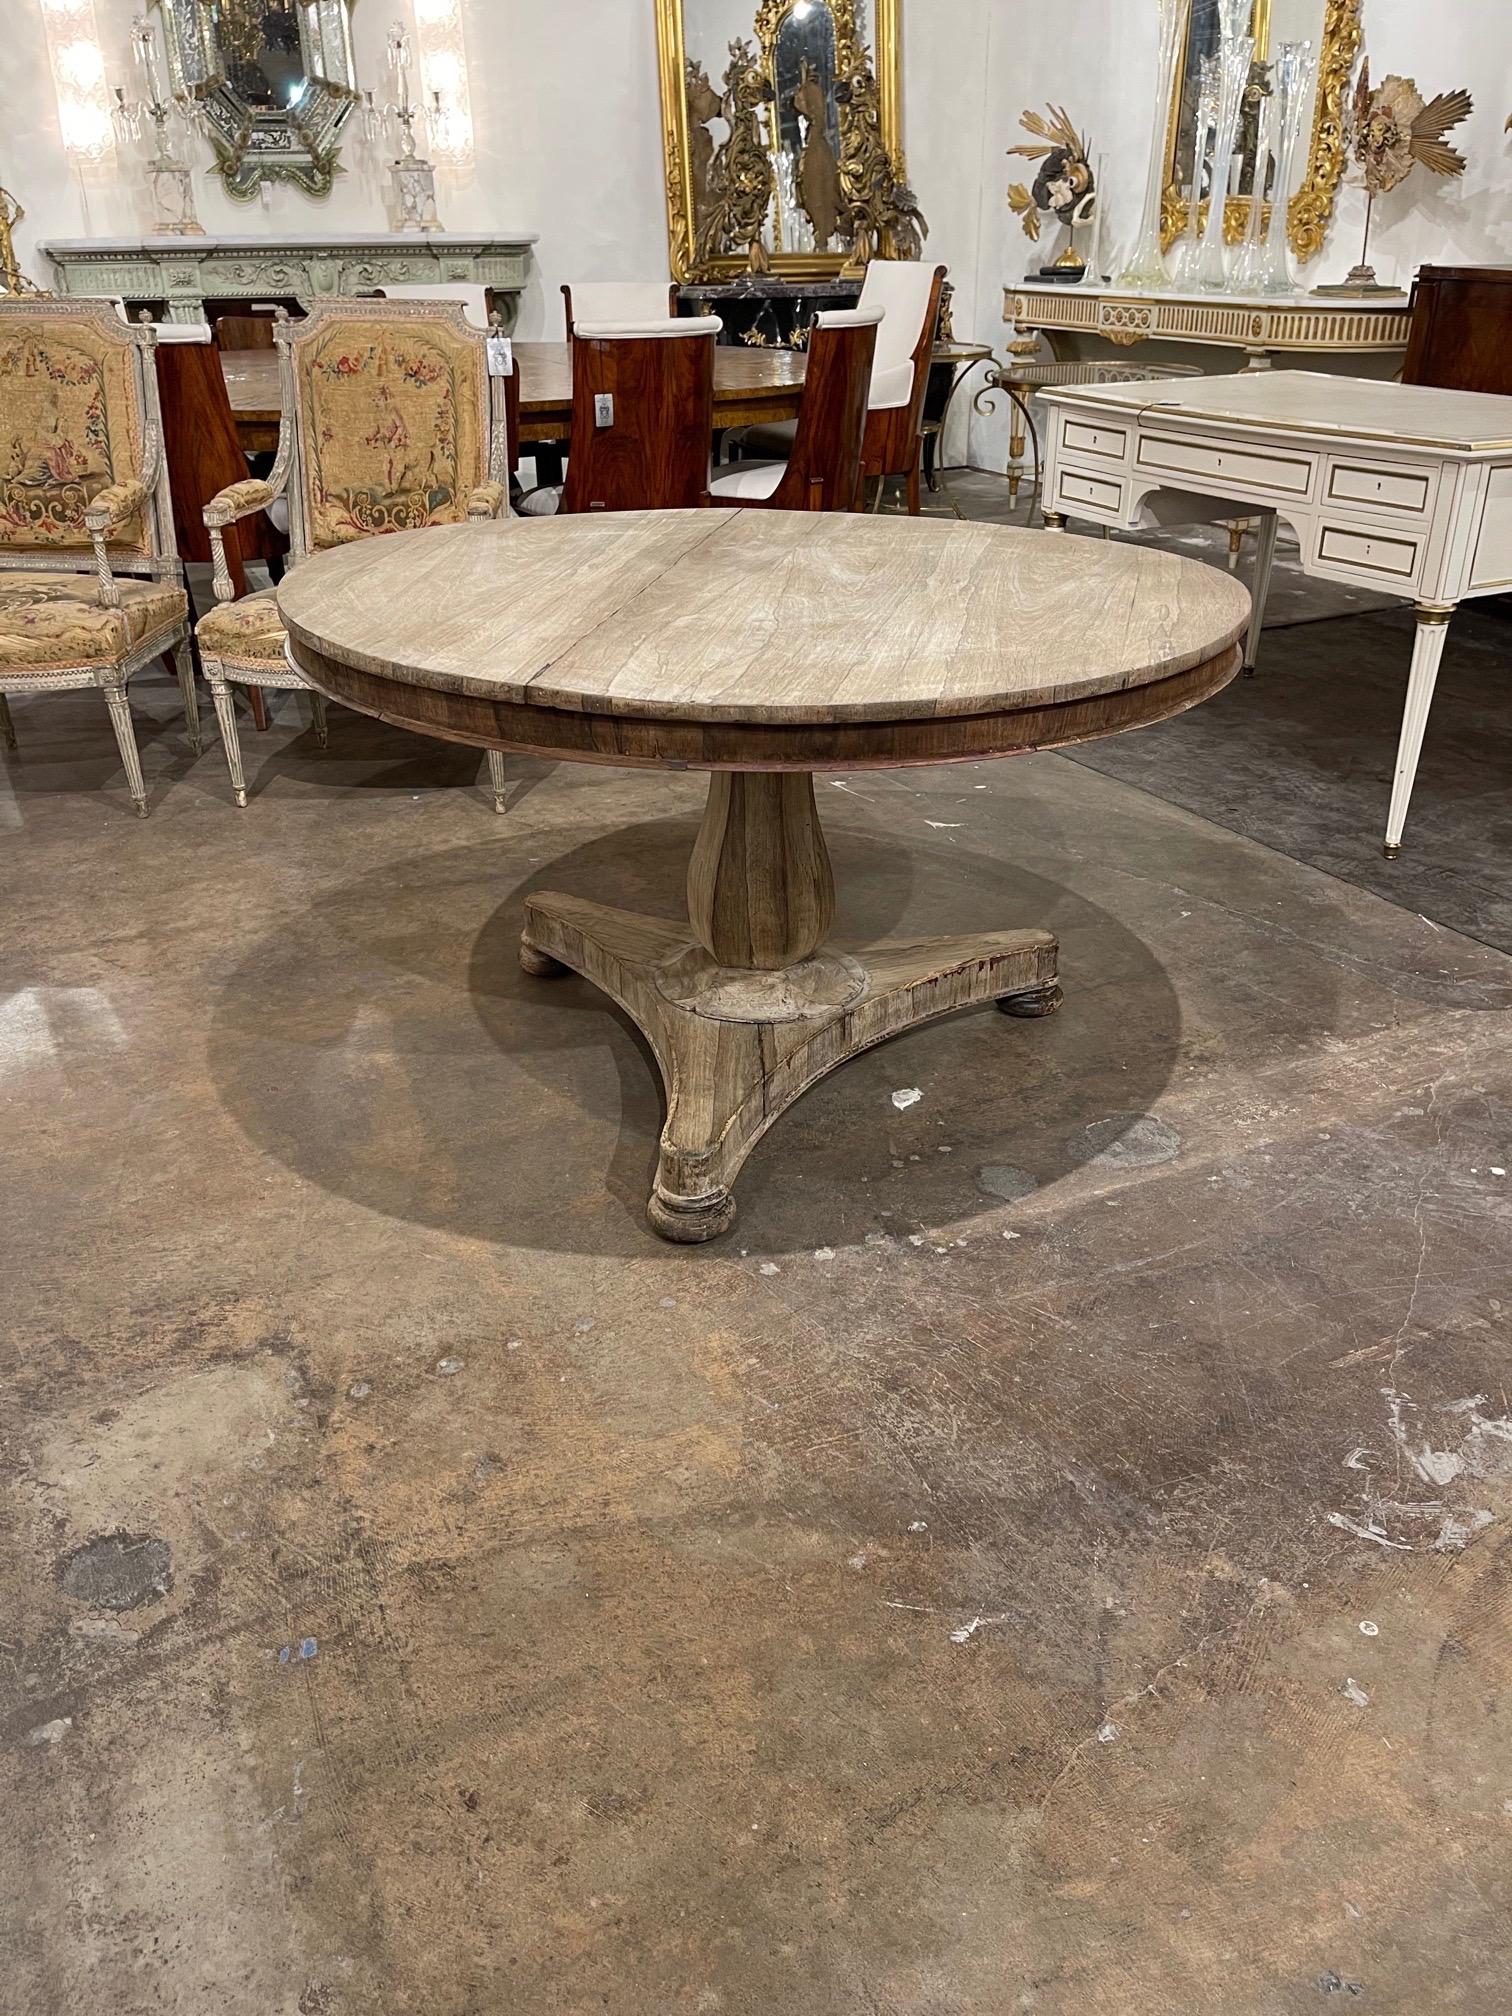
196, 589, 287, 666
0, 571, 185, 672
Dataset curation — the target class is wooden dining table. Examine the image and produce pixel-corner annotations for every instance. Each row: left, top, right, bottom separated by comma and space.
219, 340, 809, 454
279, 511, 1251, 1242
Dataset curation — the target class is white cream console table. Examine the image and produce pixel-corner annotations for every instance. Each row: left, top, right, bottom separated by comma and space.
1038, 371, 1512, 855
1003, 283, 1411, 371
41, 232, 538, 328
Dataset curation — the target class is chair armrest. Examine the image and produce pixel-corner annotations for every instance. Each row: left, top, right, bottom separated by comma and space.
203, 477, 277, 529
204, 478, 281, 604
83, 481, 152, 608
83, 480, 150, 537
467, 481, 509, 521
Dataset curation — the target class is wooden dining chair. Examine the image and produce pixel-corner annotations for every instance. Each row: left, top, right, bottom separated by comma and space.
855, 261, 948, 514
709, 308, 880, 512
562, 282, 680, 334
550, 317, 723, 515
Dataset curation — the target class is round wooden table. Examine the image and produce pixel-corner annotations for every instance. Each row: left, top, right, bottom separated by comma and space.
280, 513, 1250, 1242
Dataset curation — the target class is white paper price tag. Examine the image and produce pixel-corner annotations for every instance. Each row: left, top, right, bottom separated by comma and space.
486, 333, 514, 378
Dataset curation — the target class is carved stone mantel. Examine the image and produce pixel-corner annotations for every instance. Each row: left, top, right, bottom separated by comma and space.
41, 232, 538, 327
1004, 281, 1411, 370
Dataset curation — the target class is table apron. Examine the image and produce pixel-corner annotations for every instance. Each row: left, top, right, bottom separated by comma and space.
286, 636, 1242, 773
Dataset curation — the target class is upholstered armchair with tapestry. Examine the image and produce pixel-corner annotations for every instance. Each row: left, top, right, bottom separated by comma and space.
0, 300, 198, 816
197, 299, 513, 810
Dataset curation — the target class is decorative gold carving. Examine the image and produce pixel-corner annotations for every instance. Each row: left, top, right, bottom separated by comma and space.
836, 53, 926, 269
1160, 0, 1362, 264
655, 0, 904, 283
0, 185, 42, 297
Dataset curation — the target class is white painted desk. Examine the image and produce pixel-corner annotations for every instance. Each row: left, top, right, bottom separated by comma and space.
1038, 371, 1512, 854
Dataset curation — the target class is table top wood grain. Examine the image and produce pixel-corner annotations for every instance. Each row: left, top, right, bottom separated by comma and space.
279, 512, 1251, 732
220, 340, 808, 446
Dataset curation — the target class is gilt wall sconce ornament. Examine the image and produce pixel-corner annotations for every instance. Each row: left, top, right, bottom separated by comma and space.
1316, 61, 1473, 294
1007, 106, 1097, 283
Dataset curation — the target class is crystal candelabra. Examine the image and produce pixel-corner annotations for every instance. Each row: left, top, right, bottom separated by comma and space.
1116, 0, 1193, 289
1196, 0, 1255, 291
1170, 54, 1218, 291
1229, 64, 1275, 292
1256, 39, 1315, 295
111, 13, 204, 236
369, 21, 442, 231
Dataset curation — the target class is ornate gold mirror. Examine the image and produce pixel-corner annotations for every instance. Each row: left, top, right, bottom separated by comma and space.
656, 0, 909, 282
1161, 0, 1361, 260
153, 0, 360, 200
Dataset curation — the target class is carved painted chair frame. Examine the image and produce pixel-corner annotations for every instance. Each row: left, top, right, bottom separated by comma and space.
0, 299, 199, 816
198, 297, 514, 810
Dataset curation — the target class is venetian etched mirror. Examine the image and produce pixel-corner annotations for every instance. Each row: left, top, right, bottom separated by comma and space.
1162, 0, 1361, 259
656, 0, 905, 281
153, 0, 360, 199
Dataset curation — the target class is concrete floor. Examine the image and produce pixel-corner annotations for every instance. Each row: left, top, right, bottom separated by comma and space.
4, 520, 1512, 2014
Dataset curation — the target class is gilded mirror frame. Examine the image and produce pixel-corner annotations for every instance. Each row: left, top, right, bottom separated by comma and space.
1159, 0, 1361, 261
656, 0, 904, 282
152, 0, 360, 201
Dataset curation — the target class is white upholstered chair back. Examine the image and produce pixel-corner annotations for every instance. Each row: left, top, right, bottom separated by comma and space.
565, 281, 678, 331
857, 261, 941, 411
377, 282, 492, 328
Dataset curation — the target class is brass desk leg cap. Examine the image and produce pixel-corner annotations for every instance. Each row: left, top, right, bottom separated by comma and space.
1382, 842, 1402, 860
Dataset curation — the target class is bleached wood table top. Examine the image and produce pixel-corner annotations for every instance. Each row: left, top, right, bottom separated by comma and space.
278, 511, 1250, 730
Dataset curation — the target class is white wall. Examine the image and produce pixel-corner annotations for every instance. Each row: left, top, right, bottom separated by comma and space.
8, 0, 1510, 407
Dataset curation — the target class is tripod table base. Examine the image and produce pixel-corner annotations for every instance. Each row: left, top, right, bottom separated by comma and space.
521, 891, 1059, 1243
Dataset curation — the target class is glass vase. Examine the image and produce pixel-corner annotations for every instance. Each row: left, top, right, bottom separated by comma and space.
1196, 25, 1255, 291
1256, 39, 1316, 295
1229, 72, 1275, 293
1169, 53, 1216, 292
1116, 0, 1194, 290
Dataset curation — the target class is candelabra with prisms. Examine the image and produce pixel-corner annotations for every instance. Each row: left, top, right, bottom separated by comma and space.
1116, 0, 1193, 289
1256, 40, 1316, 294
111, 14, 204, 236
365, 23, 442, 231
1196, 0, 1255, 291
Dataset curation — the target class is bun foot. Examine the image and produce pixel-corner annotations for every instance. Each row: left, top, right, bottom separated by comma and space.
647, 1185, 737, 1245
520, 938, 569, 977
996, 979, 1063, 1018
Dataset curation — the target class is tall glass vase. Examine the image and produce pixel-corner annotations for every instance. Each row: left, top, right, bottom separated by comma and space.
1170, 54, 1217, 291
1116, 0, 1194, 289
1196, 19, 1255, 291
1229, 69, 1275, 293
1256, 39, 1316, 295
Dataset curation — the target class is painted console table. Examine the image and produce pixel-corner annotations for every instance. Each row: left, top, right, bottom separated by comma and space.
41, 232, 537, 328
1003, 283, 1412, 371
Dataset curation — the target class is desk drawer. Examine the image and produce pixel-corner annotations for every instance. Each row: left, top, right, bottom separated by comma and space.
1056, 466, 1124, 517
1324, 456, 1435, 517
1060, 416, 1130, 463
1135, 431, 1315, 500
1313, 520, 1424, 586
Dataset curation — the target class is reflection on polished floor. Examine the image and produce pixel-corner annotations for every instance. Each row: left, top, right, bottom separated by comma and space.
5, 503, 1512, 2008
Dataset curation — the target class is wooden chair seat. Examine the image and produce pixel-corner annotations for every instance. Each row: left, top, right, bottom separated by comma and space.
710, 307, 880, 514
